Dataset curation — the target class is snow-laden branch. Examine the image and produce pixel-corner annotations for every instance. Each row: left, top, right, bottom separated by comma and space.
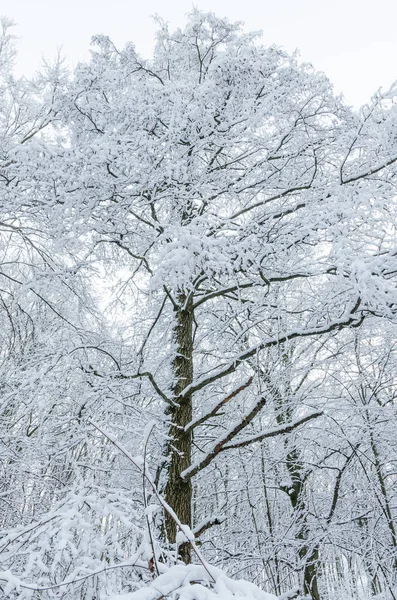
182, 410, 323, 480
89, 421, 217, 582
184, 376, 254, 433
180, 299, 363, 400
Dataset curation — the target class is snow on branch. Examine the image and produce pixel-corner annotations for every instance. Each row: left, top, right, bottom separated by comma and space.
182, 410, 322, 480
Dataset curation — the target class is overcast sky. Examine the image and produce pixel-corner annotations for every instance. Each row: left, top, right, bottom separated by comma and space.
2, 0, 397, 108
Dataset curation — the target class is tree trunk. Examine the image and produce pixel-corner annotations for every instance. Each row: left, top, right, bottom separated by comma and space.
164, 293, 194, 563
283, 449, 321, 600
301, 546, 321, 600
273, 376, 321, 600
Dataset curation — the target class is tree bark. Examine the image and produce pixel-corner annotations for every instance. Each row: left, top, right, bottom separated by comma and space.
276, 398, 321, 600
164, 293, 194, 562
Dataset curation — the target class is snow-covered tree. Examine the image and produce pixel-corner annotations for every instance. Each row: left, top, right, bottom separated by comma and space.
1, 10, 397, 600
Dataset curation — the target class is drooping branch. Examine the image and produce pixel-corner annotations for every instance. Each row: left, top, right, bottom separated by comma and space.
123, 371, 175, 406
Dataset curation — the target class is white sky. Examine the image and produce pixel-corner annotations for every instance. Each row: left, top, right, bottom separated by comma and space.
2, 0, 397, 108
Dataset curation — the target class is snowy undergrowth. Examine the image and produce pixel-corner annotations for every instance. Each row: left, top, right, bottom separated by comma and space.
108, 564, 278, 600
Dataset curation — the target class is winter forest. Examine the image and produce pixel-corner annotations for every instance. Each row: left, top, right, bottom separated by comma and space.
1, 9, 397, 600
